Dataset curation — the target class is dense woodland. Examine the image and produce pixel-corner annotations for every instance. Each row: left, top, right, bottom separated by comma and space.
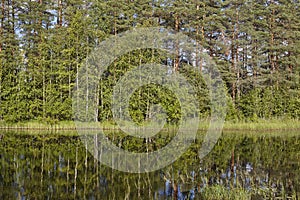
0, 0, 299, 123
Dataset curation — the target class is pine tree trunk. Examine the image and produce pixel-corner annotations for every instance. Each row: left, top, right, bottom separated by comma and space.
174, 15, 179, 72
57, 0, 62, 27
74, 147, 78, 199
231, 32, 236, 103
0, 0, 4, 120
0, 0, 4, 52
236, 10, 240, 102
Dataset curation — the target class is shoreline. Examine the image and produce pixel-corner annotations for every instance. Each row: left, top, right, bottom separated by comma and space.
0, 119, 299, 132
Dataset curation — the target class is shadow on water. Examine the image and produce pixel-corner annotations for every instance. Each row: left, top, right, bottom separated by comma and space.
0, 130, 299, 199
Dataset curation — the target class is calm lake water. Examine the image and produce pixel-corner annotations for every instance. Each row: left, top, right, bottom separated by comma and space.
0, 130, 299, 199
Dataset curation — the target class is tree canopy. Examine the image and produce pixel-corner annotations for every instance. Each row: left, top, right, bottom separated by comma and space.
0, 0, 299, 123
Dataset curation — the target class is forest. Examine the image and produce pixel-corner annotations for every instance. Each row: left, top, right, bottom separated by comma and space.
0, 0, 299, 124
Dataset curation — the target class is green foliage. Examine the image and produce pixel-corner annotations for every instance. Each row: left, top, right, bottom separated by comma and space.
0, 0, 299, 123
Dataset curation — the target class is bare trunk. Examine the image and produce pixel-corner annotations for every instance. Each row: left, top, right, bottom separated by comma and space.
253, 39, 256, 88
0, 0, 4, 52
85, 62, 89, 120
236, 11, 240, 102
231, 35, 236, 103
85, 37, 90, 121
74, 147, 78, 199
124, 178, 131, 200
40, 140, 44, 187
0, 0, 4, 119
174, 15, 179, 72
84, 141, 88, 197
195, 5, 203, 74
67, 158, 69, 193
76, 36, 79, 118
231, 148, 235, 172
57, 0, 62, 27
269, 0, 277, 89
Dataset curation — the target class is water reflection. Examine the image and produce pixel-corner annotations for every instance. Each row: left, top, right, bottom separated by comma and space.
0, 131, 299, 199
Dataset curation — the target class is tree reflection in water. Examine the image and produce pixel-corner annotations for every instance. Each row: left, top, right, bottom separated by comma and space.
0, 131, 299, 199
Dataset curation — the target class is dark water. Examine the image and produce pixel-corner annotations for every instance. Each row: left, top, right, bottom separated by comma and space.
0, 131, 299, 199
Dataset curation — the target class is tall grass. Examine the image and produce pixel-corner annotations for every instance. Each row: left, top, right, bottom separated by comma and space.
200, 185, 251, 200
0, 118, 299, 131
223, 118, 300, 131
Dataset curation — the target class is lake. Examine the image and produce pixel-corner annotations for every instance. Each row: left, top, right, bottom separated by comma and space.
0, 130, 299, 199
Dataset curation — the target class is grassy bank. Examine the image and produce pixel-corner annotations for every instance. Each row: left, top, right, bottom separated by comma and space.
0, 119, 299, 131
